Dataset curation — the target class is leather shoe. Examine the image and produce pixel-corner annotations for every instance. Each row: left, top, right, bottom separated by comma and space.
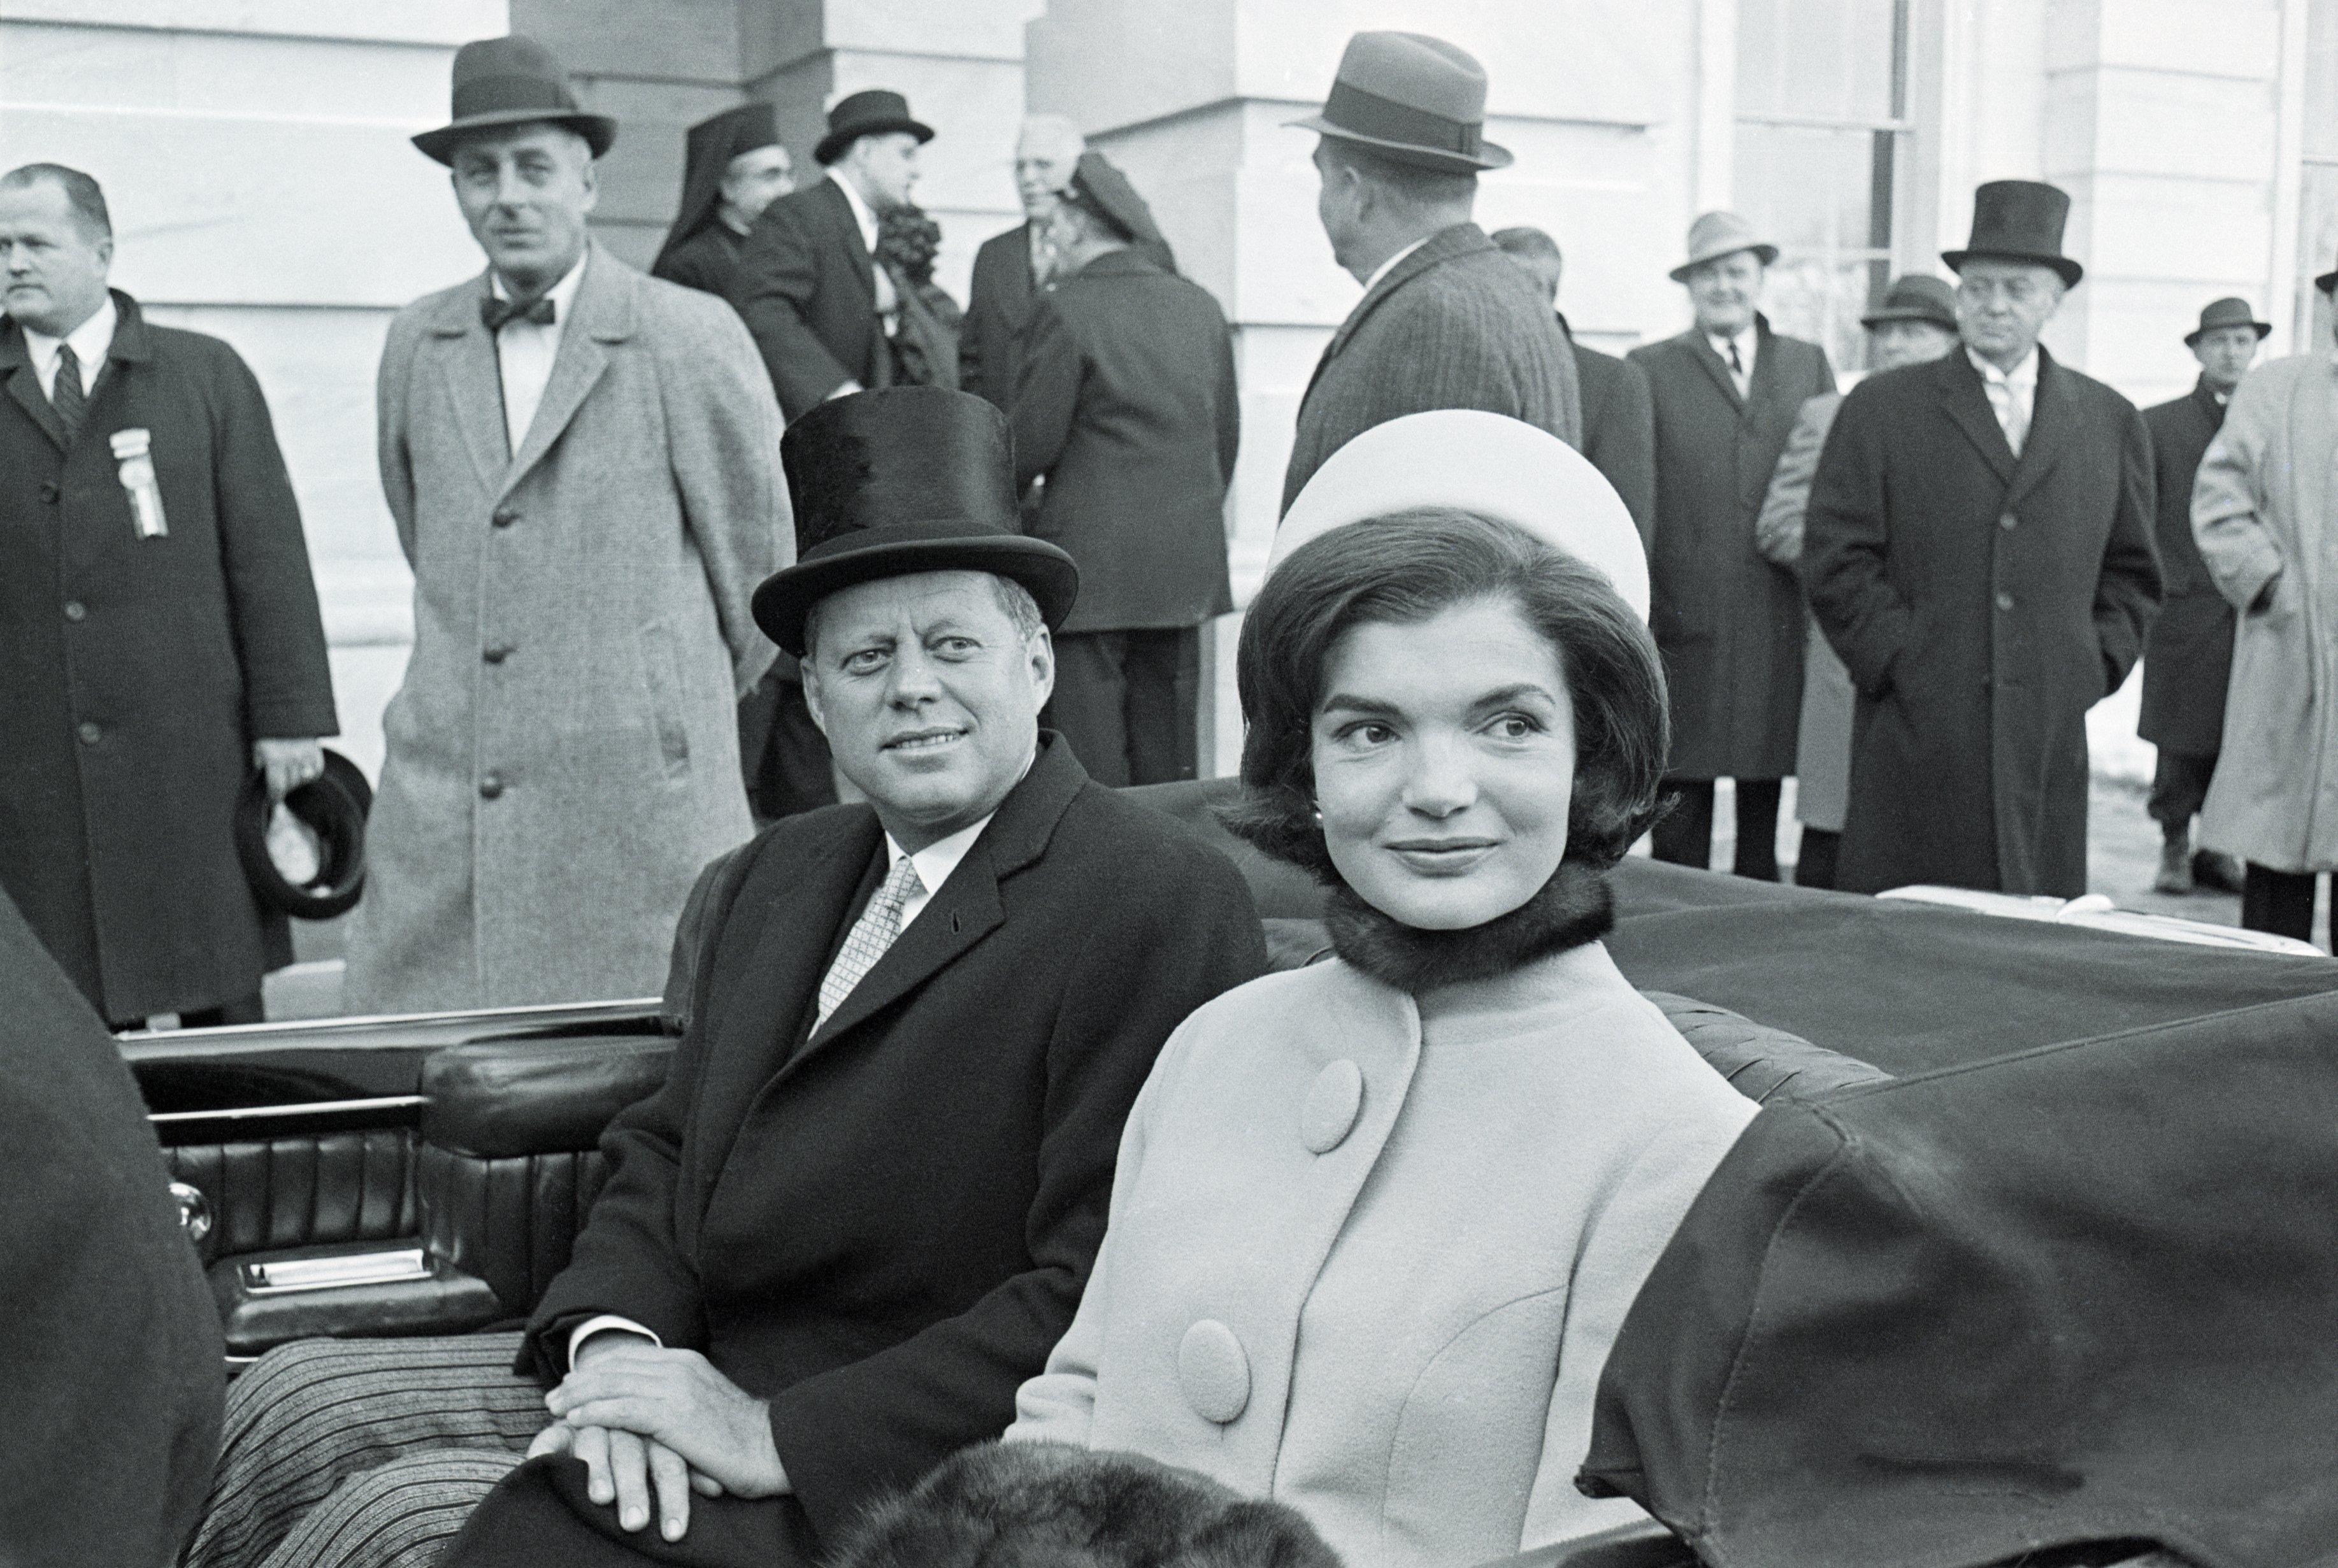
2191, 848, 2247, 895
2154, 837, 2194, 895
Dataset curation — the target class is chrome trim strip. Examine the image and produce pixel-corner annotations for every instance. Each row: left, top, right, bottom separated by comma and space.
148, 1094, 428, 1125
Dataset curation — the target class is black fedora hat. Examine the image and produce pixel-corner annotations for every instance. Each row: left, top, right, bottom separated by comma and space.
753, 388, 1079, 658
2186, 295, 2273, 345
1942, 179, 2083, 288
814, 89, 935, 166
1058, 151, 1168, 252
412, 36, 616, 166
235, 750, 371, 920
2318, 252, 2338, 295
1860, 273, 1959, 332
1287, 31, 1512, 175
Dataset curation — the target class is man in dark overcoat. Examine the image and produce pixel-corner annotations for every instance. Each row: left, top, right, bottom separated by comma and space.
185, 389, 1266, 1568
959, 115, 1082, 411
1281, 31, 1582, 514
1012, 153, 1238, 786
0, 162, 336, 1029
1630, 211, 1835, 880
2139, 297, 2264, 894
1491, 224, 1656, 539
650, 103, 793, 305
1804, 181, 2162, 898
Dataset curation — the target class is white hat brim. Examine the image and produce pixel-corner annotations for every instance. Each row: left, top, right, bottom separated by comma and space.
1271, 411, 1650, 622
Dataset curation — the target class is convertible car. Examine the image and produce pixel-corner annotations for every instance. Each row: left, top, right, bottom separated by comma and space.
124, 780, 2338, 1567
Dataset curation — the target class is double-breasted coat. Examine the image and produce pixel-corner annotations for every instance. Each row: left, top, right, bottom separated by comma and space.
1560, 313, 1657, 542
445, 737, 1266, 1567
0, 293, 336, 1023
1804, 348, 2162, 897
736, 178, 891, 423
1283, 224, 1583, 513
2138, 376, 2234, 757
1630, 318, 1835, 781
1012, 248, 1238, 633
2191, 354, 2338, 873
341, 246, 783, 1015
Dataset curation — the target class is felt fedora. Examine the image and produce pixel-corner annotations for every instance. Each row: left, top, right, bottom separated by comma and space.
234, 749, 371, 920
1273, 410, 1649, 622
1286, 31, 1512, 175
1668, 211, 1779, 283
1860, 273, 1959, 332
1058, 151, 1168, 252
2185, 295, 2272, 345
752, 388, 1079, 657
814, 89, 935, 166
412, 35, 615, 165
1942, 178, 2083, 288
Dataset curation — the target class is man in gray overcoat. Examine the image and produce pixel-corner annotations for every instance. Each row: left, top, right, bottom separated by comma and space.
343, 36, 787, 1014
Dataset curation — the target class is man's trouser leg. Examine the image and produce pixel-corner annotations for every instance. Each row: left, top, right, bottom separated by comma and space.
1123, 627, 1201, 786
1733, 779, 1784, 881
2148, 751, 2216, 836
2242, 864, 2319, 944
184, 1332, 542, 1568
1651, 780, 1716, 868
1046, 631, 1132, 787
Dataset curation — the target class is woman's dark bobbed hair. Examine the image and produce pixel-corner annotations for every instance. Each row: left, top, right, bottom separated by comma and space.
1225, 507, 1668, 876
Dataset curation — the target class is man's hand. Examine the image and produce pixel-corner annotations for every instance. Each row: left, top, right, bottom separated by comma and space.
546, 1343, 789, 1504
252, 738, 325, 802
527, 1420, 721, 1542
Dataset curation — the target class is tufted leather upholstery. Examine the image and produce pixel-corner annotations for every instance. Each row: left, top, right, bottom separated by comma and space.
1642, 991, 1893, 1104
417, 1144, 611, 1316
164, 1130, 419, 1267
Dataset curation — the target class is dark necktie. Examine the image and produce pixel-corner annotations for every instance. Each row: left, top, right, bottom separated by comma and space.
1726, 339, 1745, 376
51, 343, 86, 442
481, 293, 556, 332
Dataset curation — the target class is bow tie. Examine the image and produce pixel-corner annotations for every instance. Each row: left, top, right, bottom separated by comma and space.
481, 293, 556, 332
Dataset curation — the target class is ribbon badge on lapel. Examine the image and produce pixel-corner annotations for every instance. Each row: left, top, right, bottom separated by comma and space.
108, 427, 168, 539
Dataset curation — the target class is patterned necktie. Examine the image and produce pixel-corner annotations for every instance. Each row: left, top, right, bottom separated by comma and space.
481, 293, 556, 332
50, 343, 86, 442
1725, 338, 1747, 396
814, 855, 926, 1031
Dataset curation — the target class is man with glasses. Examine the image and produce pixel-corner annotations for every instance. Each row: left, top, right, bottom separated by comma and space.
1803, 180, 2160, 899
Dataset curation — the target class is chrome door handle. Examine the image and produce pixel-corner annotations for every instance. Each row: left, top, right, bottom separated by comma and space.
168, 1181, 212, 1246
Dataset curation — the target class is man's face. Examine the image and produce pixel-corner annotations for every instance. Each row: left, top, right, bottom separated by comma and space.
450, 124, 596, 290
800, 571, 1052, 851
1685, 250, 1763, 336
719, 145, 793, 225
1014, 127, 1082, 220
1954, 259, 2063, 366
1869, 318, 1960, 373
2191, 324, 2262, 394
0, 179, 111, 338
1312, 140, 1365, 273
847, 132, 922, 213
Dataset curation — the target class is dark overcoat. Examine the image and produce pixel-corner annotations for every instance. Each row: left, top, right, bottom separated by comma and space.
651, 222, 749, 306
1561, 313, 1656, 542
1804, 348, 2162, 897
736, 178, 891, 422
1629, 318, 1835, 781
1282, 223, 1583, 513
451, 736, 1266, 1568
0, 292, 336, 1023
959, 222, 1040, 410
1012, 248, 1238, 632
2138, 376, 2233, 756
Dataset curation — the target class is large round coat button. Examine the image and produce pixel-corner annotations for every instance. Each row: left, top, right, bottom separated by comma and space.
1178, 1320, 1250, 1424
1301, 1059, 1364, 1153
63, 601, 85, 622
491, 506, 519, 528
478, 772, 505, 800
76, 721, 101, 745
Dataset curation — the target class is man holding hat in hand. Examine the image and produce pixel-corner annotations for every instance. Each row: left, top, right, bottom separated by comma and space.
1804, 180, 2160, 898
1282, 30, 1581, 513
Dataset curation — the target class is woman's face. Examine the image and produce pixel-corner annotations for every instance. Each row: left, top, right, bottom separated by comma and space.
1310, 597, 1578, 930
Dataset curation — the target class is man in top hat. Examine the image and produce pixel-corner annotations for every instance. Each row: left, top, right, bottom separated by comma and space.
340, 35, 787, 1015
1282, 30, 1582, 513
1490, 224, 1656, 539
1630, 211, 1836, 881
1010, 152, 1237, 786
1804, 180, 2160, 898
2138, 297, 2266, 895
185, 392, 1265, 1568
0, 161, 338, 1029
961, 115, 1082, 411
1751, 274, 1961, 888
652, 103, 794, 303
2190, 266, 2338, 943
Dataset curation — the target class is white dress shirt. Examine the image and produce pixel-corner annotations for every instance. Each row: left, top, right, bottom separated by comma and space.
828, 167, 899, 327
1967, 345, 2039, 457
1360, 236, 1430, 296
23, 293, 117, 403
489, 253, 589, 457
1707, 324, 1758, 399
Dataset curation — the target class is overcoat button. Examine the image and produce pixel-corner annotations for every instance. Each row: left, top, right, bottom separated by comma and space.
491, 506, 518, 528
1999, 513, 2019, 531
483, 644, 512, 664
63, 601, 85, 622
76, 722, 101, 745
1995, 592, 2015, 612
38, 481, 60, 504
1178, 1320, 1251, 1424
1301, 1059, 1365, 1153
478, 772, 505, 800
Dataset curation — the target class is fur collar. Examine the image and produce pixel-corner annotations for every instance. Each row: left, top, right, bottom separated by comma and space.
1324, 858, 1616, 996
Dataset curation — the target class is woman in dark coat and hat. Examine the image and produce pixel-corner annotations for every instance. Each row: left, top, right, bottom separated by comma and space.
652, 103, 794, 303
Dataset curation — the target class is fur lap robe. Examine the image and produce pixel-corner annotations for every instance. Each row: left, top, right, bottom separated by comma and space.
831, 1441, 1343, 1568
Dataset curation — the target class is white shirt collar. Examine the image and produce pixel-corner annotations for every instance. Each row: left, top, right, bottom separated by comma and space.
828, 166, 880, 256
1966, 344, 2039, 391
23, 292, 118, 399
489, 250, 589, 318
1705, 322, 1758, 362
1361, 236, 1430, 295
880, 814, 993, 935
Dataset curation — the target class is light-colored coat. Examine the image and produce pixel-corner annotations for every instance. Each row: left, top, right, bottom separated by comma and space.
2193, 353, 2338, 872
343, 245, 786, 1014
1755, 390, 1855, 831
1006, 943, 1757, 1568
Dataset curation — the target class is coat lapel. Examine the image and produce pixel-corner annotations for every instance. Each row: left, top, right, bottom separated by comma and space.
0, 318, 69, 451
500, 245, 626, 500
1302, 223, 1483, 404
1937, 352, 2018, 485
1684, 329, 1745, 410
424, 282, 509, 494
2003, 347, 2074, 511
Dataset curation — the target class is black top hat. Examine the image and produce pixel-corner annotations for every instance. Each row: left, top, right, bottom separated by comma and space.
815, 90, 935, 167
1286, 31, 1512, 175
654, 102, 785, 275
2186, 295, 2274, 344
1058, 152, 1168, 252
1942, 179, 2083, 288
412, 36, 616, 165
1860, 273, 1960, 332
234, 750, 371, 920
753, 388, 1079, 658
